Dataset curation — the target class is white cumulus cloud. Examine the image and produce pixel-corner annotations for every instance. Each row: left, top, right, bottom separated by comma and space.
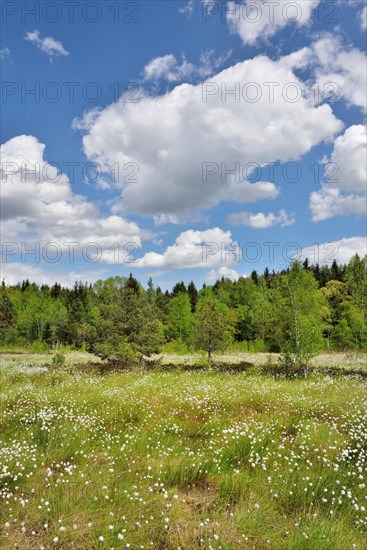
228, 209, 295, 228
77, 49, 342, 217
205, 266, 242, 283
143, 54, 187, 81
0, 47, 10, 62
143, 50, 232, 83
310, 34, 367, 113
179, 0, 194, 17
360, 6, 367, 31
136, 228, 236, 269
226, 0, 319, 45
0, 135, 142, 265
25, 30, 69, 59
1, 263, 107, 287
310, 124, 367, 221
301, 237, 367, 265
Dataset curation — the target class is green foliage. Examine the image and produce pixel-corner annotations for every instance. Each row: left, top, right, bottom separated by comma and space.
94, 341, 137, 366
194, 291, 235, 359
90, 278, 164, 365
232, 338, 267, 352
277, 262, 326, 375
162, 340, 192, 355
322, 279, 367, 350
195, 355, 211, 368
0, 257, 365, 354
345, 254, 367, 310
51, 352, 66, 369
30, 340, 50, 353
168, 292, 192, 344
0, 288, 16, 343
1, 362, 367, 549
187, 280, 198, 312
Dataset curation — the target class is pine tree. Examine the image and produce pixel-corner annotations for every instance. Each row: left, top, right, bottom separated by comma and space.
92, 281, 164, 365
0, 289, 15, 341
187, 281, 198, 312
263, 267, 271, 287
302, 258, 310, 271
125, 273, 140, 294
250, 270, 259, 285
171, 281, 187, 297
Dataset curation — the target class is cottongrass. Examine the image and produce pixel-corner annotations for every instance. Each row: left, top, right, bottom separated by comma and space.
0, 361, 366, 549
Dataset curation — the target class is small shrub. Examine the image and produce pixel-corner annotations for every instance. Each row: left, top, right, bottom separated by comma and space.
196, 356, 211, 368
31, 340, 49, 353
51, 353, 66, 369
94, 341, 138, 367
243, 365, 262, 377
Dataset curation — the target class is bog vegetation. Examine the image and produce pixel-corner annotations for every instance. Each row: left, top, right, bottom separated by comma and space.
1, 360, 367, 549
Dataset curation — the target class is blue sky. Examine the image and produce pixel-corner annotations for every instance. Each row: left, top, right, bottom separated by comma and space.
1, 0, 366, 289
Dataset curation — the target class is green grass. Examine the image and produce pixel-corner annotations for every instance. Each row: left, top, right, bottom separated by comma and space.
1, 354, 366, 549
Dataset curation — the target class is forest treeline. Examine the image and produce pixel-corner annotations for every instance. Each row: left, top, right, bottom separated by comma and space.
0, 256, 366, 365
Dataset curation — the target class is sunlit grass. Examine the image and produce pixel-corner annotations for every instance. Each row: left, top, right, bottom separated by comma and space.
1, 356, 366, 549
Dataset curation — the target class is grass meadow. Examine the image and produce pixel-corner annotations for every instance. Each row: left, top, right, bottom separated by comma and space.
1, 352, 366, 549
